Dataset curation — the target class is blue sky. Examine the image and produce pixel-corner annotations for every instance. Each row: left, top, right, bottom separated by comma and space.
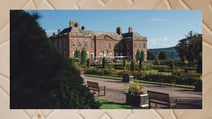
27, 10, 202, 49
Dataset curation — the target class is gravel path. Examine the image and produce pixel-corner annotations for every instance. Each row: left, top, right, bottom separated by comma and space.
82, 75, 202, 109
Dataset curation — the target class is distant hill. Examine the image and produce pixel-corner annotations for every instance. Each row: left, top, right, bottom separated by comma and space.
148, 46, 179, 60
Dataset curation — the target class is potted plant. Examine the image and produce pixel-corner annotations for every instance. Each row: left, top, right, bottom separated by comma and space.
122, 73, 133, 82
126, 81, 144, 106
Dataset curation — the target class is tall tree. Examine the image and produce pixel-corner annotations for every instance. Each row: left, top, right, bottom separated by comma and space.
135, 50, 141, 61
123, 58, 126, 70
139, 50, 145, 70
86, 58, 90, 67
147, 51, 155, 60
74, 49, 81, 60
102, 57, 106, 68
130, 60, 135, 71
158, 51, 168, 60
10, 10, 99, 109
197, 53, 202, 73
81, 47, 87, 65
140, 50, 145, 61
176, 31, 202, 62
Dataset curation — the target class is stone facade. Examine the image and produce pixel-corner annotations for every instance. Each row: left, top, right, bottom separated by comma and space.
50, 20, 147, 62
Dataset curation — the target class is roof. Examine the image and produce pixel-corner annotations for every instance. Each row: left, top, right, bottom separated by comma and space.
58, 27, 146, 40
86, 30, 122, 40
133, 32, 147, 40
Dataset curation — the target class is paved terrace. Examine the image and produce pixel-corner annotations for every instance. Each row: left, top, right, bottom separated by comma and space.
82, 75, 202, 109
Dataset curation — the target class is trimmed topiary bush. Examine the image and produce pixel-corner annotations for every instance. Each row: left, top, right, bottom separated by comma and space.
123, 58, 126, 70
102, 57, 106, 68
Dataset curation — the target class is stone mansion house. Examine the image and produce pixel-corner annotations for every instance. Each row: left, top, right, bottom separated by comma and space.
50, 20, 147, 63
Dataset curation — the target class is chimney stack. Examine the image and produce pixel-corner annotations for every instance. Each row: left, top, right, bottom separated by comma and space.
69, 20, 75, 27
116, 27, 122, 35
58, 29, 61, 34
128, 26, 133, 33
81, 26, 85, 30
74, 22, 80, 28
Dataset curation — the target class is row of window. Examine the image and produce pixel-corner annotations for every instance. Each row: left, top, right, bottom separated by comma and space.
134, 43, 146, 49
97, 43, 124, 49
56, 39, 146, 49
98, 43, 112, 49
72, 40, 94, 48
101, 43, 145, 50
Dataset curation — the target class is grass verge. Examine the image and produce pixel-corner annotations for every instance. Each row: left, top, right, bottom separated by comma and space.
95, 98, 139, 109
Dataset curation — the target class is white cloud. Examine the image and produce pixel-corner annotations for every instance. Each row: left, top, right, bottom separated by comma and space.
148, 37, 175, 49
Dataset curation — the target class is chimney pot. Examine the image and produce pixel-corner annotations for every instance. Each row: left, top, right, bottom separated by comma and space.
81, 26, 85, 30
116, 27, 122, 35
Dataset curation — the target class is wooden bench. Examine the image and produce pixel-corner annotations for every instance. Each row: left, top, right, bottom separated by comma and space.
87, 81, 106, 96
147, 90, 177, 108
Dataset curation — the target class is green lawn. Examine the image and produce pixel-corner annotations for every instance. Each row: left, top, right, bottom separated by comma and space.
84, 74, 195, 89
95, 98, 139, 109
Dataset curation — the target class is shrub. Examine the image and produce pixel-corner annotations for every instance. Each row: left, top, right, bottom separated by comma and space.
132, 71, 148, 80
139, 59, 142, 70
197, 53, 202, 73
158, 51, 168, 60
114, 64, 123, 70
118, 70, 130, 77
151, 65, 170, 72
127, 81, 143, 96
143, 73, 167, 82
169, 60, 174, 70
102, 57, 106, 68
84, 67, 117, 76
173, 72, 201, 85
86, 58, 90, 67
123, 58, 126, 70
130, 60, 135, 71
155, 58, 160, 65
80, 47, 87, 65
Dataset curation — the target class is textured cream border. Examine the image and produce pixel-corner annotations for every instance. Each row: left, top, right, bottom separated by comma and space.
1, 0, 212, 119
